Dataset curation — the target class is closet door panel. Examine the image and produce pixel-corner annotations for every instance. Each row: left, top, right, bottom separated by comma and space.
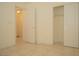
64, 3, 79, 47
0, 3, 16, 49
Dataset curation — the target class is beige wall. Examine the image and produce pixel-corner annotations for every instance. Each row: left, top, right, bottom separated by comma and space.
23, 3, 56, 44
54, 6, 64, 44
0, 3, 16, 49
24, 2, 79, 47
36, 8, 53, 44
23, 2, 77, 45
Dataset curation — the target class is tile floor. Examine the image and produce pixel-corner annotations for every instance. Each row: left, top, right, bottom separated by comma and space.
0, 38, 79, 56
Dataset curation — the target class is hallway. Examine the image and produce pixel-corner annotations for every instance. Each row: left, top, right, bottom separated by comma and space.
0, 38, 79, 56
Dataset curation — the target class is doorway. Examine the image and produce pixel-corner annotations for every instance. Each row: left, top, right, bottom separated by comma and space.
53, 6, 64, 45
16, 6, 24, 44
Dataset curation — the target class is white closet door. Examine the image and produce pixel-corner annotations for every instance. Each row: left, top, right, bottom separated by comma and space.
23, 8, 36, 43
36, 8, 53, 45
64, 3, 79, 48
0, 3, 16, 49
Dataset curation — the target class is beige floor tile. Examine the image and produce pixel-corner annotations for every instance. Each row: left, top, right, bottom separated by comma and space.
0, 37, 79, 56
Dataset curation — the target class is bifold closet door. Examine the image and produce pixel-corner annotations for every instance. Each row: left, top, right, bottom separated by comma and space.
23, 8, 36, 43
64, 3, 79, 48
0, 3, 16, 49
36, 8, 53, 44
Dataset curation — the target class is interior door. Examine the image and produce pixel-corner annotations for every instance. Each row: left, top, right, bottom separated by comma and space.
23, 8, 36, 43
0, 3, 16, 49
